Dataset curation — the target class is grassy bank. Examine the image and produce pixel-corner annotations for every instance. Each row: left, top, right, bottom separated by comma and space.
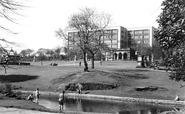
0, 60, 185, 112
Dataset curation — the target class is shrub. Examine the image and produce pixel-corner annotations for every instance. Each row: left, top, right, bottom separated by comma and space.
0, 83, 13, 94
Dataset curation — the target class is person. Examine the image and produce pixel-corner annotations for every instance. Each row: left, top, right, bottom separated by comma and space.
79, 61, 81, 67
59, 91, 65, 111
35, 88, 40, 103
174, 95, 180, 101
27, 93, 34, 101
76, 83, 83, 94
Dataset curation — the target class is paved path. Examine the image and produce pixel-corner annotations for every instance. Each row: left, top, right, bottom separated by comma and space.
0, 107, 58, 114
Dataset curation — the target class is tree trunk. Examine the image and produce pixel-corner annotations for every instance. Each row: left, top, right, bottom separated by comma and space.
83, 52, 89, 72
91, 54, 94, 69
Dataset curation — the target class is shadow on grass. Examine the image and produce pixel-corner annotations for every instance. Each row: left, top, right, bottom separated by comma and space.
0, 74, 39, 83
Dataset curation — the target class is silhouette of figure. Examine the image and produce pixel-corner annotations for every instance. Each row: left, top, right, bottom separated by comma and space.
59, 91, 65, 111
35, 88, 40, 103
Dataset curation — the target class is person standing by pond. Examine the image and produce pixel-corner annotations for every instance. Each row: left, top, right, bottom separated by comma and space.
35, 88, 40, 103
59, 90, 65, 111
76, 83, 83, 94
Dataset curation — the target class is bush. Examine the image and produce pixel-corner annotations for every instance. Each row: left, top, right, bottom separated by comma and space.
0, 83, 13, 94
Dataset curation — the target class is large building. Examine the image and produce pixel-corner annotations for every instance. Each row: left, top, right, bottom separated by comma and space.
67, 26, 157, 61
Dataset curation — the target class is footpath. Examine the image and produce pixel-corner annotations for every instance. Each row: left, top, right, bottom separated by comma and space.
0, 107, 57, 114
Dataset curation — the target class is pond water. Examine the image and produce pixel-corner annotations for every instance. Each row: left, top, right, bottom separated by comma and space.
38, 96, 174, 114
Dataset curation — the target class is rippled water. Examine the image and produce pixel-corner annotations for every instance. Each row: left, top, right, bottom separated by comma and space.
38, 96, 174, 114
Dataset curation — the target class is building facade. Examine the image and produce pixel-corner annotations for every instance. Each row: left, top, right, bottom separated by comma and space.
67, 26, 157, 61
102, 26, 130, 61
127, 26, 157, 61
127, 26, 157, 47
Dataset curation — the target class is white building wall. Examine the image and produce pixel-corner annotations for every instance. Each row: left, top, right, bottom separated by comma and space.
127, 26, 156, 47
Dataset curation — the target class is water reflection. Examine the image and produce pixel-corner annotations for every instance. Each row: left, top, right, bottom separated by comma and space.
39, 96, 174, 114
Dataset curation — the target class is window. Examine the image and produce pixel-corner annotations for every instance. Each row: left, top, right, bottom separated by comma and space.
129, 31, 134, 35
112, 34, 118, 39
144, 40, 149, 44
112, 45, 117, 49
144, 35, 149, 39
104, 40, 111, 44
143, 30, 149, 35
135, 35, 142, 39
103, 30, 111, 39
134, 30, 142, 35
112, 29, 118, 35
112, 40, 117, 44
137, 41, 141, 44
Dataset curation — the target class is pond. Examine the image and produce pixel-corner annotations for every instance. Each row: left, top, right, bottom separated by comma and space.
38, 96, 174, 114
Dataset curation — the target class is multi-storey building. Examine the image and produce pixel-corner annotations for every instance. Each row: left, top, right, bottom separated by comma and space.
127, 26, 157, 47
127, 26, 157, 60
67, 26, 157, 61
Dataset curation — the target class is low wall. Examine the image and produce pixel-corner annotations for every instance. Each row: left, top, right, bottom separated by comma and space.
17, 90, 185, 106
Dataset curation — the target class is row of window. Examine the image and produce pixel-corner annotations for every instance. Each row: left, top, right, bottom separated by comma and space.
133, 35, 150, 39
68, 29, 118, 40
107, 44, 117, 49
136, 40, 149, 44
104, 40, 117, 44
129, 29, 150, 35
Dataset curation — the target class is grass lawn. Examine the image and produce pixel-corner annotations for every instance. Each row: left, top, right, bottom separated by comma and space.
0, 60, 185, 112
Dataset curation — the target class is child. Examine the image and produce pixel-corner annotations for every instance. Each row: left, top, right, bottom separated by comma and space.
59, 91, 65, 111
174, 95, 180, 101
35, 88, 40, 103
76, 83, 83, 94
27, 93, 34, 101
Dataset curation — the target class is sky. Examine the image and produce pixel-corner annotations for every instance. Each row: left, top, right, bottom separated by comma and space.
0, 0, 164, 52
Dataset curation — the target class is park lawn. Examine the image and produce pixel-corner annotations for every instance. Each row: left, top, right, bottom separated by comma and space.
0, 60, 185, 112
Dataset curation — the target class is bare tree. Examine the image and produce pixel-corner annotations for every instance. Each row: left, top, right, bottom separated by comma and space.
56, 7, 111, 71
0, 0, 24, 73
0, 0, 23, 33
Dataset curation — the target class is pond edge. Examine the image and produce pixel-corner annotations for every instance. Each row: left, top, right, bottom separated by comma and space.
15, 90, 185, 106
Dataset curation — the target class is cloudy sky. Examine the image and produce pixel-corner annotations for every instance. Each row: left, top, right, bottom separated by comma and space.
1, 0, 163, 52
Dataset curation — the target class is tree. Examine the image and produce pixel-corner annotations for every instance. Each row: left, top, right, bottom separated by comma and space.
37, 48, 47, 65
19, 49, 34, 61
0, 0, 24, 73
56, 7, 111, 71
154, 0, 185, 81
152, 41, 164, 60
45, 49, 54, 60
0, 0, 23, 33
19, 49, 34, 57
54, 47, 61, 60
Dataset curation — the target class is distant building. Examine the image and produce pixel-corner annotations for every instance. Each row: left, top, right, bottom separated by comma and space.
127, 26, 157, 60
67, 26, 157, 61
102, 26, 130, 61
127, 26, 157, 47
